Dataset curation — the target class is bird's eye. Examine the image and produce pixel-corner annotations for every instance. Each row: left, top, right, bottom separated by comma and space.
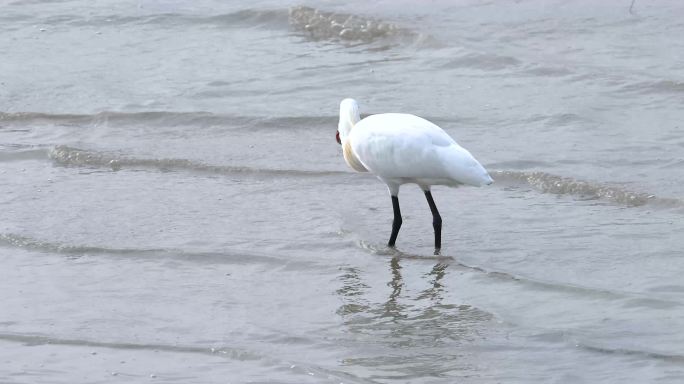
336, 131, 341, 145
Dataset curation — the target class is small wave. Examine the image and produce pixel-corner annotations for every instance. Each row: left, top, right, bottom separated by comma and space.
0, 147, 49, 162
578, 341, 684, 362
48, 145, 348, 177
1, 111, 97, 123
455, 259, 681, 310
14, 139, 681, 211
440, 52, 521, 71
21, 9, 289, 29
0, 332, 376, 383
523, 112, 587, 127
357, 239, 455, 261
349, 238, 681, 310
520, 65, 573, 77
192, 9, 288, 28
0, 110, 333, 131
485, 160, 554, 170
138, 9, 289, 29
492, 170, 682, 208
621, 79, 684, 95
0, 110, 214, 125
0, 233, 164, 257
661, 154, 684, 169
24, 5, 432, 48
533, 330, 684, 363
0, 233, 320, 268
0, 332, 261, 360
288, 5, 434, 46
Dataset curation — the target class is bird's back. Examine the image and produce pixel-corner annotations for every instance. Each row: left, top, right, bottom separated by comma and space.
349, 113, 492, 187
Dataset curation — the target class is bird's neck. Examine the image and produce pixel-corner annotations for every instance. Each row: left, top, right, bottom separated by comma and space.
342, 137, 368, 173
338, 115, 359, 142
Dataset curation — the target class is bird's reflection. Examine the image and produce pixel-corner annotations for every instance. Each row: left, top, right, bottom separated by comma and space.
335, 255, 492, 374
336, 255, 491, 327
417, 262, 448, 302
382, 257, 406, 319
378, 257, 450, 320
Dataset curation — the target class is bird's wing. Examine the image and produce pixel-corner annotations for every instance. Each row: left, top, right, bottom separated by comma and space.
349, 113, 491, 186
350, 113, 459, 179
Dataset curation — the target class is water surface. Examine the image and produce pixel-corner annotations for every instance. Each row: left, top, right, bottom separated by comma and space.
2, 0, 684, 382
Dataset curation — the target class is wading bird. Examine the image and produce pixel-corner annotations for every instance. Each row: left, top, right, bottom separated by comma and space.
336, 98, 492, 254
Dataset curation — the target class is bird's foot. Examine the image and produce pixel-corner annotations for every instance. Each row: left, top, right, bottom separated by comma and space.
433, 248, 441, 256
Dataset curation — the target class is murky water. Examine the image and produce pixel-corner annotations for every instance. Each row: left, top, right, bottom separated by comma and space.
2, 0, 684, 382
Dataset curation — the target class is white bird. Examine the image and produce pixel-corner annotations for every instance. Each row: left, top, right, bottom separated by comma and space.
336, 98, 493, 253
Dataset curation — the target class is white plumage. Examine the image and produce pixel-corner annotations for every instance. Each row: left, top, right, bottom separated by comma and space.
336, 98, 492, 252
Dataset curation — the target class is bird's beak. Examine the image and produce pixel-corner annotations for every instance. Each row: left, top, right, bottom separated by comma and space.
336, 130, 341, 145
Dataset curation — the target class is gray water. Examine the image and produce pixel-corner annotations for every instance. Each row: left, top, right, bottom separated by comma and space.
2, 0, 684, 382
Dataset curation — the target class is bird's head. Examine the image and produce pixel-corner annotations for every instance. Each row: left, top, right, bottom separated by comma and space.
337, 98, 360, 145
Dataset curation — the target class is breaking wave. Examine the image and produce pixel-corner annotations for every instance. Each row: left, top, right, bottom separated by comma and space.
288, 5, 435, 46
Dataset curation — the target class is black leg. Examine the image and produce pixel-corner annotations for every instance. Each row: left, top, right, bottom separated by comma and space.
424, 191, 442, 252
388, 195, 402, 247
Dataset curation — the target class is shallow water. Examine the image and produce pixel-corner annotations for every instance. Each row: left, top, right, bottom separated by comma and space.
2, 0, 684, 382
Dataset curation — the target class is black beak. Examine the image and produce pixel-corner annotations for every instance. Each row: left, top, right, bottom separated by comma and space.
336, 131, 341, 145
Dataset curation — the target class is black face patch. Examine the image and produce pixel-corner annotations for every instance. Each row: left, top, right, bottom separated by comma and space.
336, 130, 341, 145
